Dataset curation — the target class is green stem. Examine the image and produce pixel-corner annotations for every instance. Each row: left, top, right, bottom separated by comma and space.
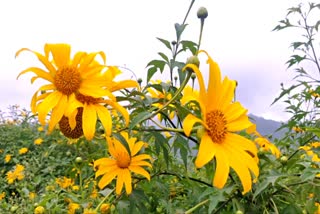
150, 118, 184, 133
185, 199, 209, 214
197, 19, 205, 53
149, 71, 192, 119
94, 189, 115, 212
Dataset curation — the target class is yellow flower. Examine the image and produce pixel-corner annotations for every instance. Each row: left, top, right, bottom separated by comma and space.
34, 138, 43, 145
34, 206, 45, 214
0, 192, 5, 200
247, 124, 281, 158
94, 132, 152, 195
6, 164, 25, 184
60, 66, 137, 140
255, 137, 281, 158
300, 142, 320, 163
5, 154, 12, 163
68, 202, 80, 214
56, 176, 74, 189
16, 43, 108, 133
37, 126, 44, 132
181, 85, 199, 106
72, 185, 79, 191
100, 203, 110, 214
147, 80, 175, 121
19, 147, 28, 155
29, 192, 36, 200
182, 50, 259, 194
83, 208, 97, 214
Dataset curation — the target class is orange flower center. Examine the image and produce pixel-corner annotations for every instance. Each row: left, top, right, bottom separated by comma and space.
76, 93, 100, 105
54, 66, 81, 95
59, 107, 84, 139
116, 152, 131, 168
206, 110, 227, 144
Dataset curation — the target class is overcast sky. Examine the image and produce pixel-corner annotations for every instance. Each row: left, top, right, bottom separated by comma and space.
0, 0, 304, 121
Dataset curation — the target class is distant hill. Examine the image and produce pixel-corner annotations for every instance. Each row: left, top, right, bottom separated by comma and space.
249, 114, 286, 139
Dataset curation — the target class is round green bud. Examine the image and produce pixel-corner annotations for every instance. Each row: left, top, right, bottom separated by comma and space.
280, 156, 288, 164
174, 76, 178, 80
10, 205, 19, 212
137, 78, 143, 85
75, 157, 83, 163
191, 73, 197, 80
197, 7, 208, 19
171, 40, 177, 46
186, 55, 200, 68
66, 151, 71, 156
235, 211, 243, 214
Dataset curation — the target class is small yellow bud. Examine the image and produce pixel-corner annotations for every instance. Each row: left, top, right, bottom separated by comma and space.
34, 206, 45, 214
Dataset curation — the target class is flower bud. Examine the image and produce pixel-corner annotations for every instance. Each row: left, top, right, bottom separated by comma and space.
75, 156, 83, 163
186, 55, 200, 68
191, 73, 197, 80
197, 7, 208, 20
137, 78, 143, 85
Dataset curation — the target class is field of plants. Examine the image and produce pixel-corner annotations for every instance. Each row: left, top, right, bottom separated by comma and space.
0, 1, 319, 213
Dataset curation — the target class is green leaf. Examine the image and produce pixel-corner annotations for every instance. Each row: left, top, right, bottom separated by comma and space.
146, 60, 166, 83
175, 23, 187, 40
180, 40, 198, 55
158, 52, 169, 63
129, 111, 152, 130
157, 37, 172, 51
271, 84, 301, 105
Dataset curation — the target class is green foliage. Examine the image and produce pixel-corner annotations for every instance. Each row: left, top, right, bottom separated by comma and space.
1, 1, 320, 213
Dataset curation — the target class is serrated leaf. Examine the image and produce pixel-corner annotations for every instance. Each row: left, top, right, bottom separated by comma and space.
157, 37, 172, 51
271, 84, 301, 105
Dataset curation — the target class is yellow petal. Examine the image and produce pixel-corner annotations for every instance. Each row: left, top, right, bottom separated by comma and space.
182, 114, 206, 137
216, 77, 236, 110
98, 168, 118, 189
94, 158, 114, 168
213, 147, 230, 189
82, 104, 97, 140
195, 133, 216, 168
37, 91, 63, 125
45, 44, 70, 68
115, 169, 125, 195
183, 64, 206, 105
48, 95, 68, 132
96, 105, 112, 137
226, 113, 253, 132
131, 154, 152, 162
96, 164, 118, 178
78, 51, 106, 74
68, 109, 78, 130
129, 165, 151, 181
72, 51, 87, 66
123, 169, 132, 194
224, 102, 248, 123
17, 67, 54, 83
103, 100, 130, 126
131, 141, 145, 156
16, 47, 56, 75
110, 80, 138, 91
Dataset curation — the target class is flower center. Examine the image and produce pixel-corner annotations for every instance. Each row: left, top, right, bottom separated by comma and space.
59, 107, 84, 139
54, 66, 81, 95
206, 110, 227, 144
116, 152, 131, 168
76, 93, 100, 105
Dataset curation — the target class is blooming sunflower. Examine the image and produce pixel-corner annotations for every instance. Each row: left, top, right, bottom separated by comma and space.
182, 50, 259, 194
94, 132, 152, 195
59, 66, 138, 140
16, 43, 109, 133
